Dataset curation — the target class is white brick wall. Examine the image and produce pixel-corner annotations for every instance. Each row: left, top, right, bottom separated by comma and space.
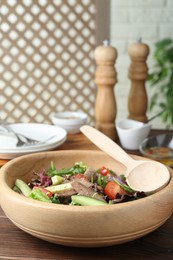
110, 0, 173, 129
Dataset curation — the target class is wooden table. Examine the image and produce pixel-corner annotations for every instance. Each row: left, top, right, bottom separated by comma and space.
0, 130, 173, 259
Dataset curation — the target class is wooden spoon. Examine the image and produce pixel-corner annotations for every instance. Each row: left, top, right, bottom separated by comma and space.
80, 125, 170, 194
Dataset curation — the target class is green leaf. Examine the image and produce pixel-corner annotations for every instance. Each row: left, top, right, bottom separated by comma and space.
147, 38, 173, 126
29, 188, 52, 203
113, 177, 134, 193
47, 161, 88, 177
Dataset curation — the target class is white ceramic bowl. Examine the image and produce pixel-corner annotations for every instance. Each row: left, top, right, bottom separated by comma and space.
51, 111, 87, 134
0, 150, 173, 248
116, 119, 151, 150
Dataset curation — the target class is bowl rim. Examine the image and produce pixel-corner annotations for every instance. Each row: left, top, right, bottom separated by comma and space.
0, 150, 173, 212
139, 133, 173, 157
116, 120, 151, 133
52, 111, 87, 124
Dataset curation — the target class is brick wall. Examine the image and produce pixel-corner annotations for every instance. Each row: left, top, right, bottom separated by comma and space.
110, 0, 173, 129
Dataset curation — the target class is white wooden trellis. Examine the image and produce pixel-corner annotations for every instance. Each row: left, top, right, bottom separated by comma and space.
0, 0, 110, 124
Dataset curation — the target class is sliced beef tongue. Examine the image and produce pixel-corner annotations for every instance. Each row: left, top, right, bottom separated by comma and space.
84, 167, 97, 181
57, 188, 77, 204
71, 179, 106, 202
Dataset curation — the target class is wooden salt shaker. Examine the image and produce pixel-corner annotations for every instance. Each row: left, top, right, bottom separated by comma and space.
128, 39, 150, 122
94, 40, 118, 140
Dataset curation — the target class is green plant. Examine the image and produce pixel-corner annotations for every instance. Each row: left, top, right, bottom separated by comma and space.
147, 38, 173, 127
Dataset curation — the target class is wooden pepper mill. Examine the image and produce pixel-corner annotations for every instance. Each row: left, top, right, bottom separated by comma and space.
94, 40, 118, 140
128, 38, 150, 122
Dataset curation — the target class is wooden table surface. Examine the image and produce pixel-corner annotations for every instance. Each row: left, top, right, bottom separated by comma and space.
0, 129, 173, 259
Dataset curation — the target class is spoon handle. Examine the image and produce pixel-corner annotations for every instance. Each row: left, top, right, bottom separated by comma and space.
80, 125, 134, 167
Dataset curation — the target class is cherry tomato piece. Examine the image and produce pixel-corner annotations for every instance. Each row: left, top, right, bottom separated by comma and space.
33, 186, 53, 198
104, 181, 126, 200
99, 166, 109, 176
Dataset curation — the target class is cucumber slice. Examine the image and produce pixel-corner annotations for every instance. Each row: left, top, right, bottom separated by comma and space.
71, 195, 108, 206
46, 182, 72, 193
15, 179, 32, 197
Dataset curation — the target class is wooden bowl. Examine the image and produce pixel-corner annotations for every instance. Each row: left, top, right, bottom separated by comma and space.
0, 150, 173, 248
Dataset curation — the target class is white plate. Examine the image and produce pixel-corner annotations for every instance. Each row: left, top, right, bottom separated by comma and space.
0, 123, 67, 159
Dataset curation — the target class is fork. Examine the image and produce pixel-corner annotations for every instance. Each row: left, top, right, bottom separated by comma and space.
16, 134, 57, 147
0, 123, 57, 147
0, 123, 40, 147
15, 133, 40, 147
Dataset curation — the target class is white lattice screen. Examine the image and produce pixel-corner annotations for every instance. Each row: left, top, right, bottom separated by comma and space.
0, 0, 105, 124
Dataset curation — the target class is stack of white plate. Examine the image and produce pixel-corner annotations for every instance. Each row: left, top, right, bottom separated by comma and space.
0, 123, 67, 159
